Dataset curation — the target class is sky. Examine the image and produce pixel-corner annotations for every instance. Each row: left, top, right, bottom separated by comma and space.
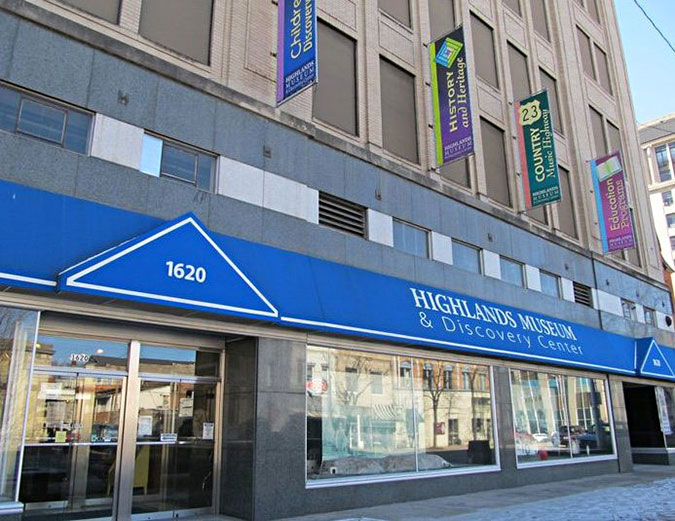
615, 0, 675, 124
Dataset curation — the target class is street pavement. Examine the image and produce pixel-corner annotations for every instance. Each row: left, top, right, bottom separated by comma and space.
273, 465, 675, 521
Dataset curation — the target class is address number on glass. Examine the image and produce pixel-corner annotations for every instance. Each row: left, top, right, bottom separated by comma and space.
165, 261, 207, 283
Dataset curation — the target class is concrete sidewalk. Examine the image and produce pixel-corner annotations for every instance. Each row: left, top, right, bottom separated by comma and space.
276, 465, 675, 521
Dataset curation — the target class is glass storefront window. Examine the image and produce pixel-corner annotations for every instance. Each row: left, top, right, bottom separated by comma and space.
511, 370, 569, 463
0, 307, 39, 503
35, 335, 128, 371
139, 344, 219, 376
306, 346, 495, 481
659, 386, 675, 449
566, 377, 613, 458
510, 369, 615, 465
414, 359, 495, 471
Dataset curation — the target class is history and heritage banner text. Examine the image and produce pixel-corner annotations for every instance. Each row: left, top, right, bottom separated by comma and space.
276, 0, 317, 105
591, 151, 636, 252
430, 27, 474, 165
515, 90, 561, 208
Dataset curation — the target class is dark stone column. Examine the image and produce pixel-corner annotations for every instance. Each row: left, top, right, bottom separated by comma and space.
220, 337, 257, 519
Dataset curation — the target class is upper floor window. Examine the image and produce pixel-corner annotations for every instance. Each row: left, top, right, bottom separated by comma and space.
313, 22, 358, 136
453, 240, 482, 274
503, 0, 521, 16
540, 270, 561, 298
621, 299, 636, 321
644, 307, 656, 326
531, 0, 551, 41
481, 118, 511, 206
379, 0, 411, 27
380, 58, 419, 163
471, 14, 499, 89
655, 144, 674, 183
666, 214, 675, 229
663, 191, 674, 207
500, 256, 524, 287
429, 0, 456, 41
140, 134, 215, 191
670, 236, 675, 250
393, 219, 429, 258
0, 82, 91, 154
508, 43, 530, 101
60, 0, 120, 23
139, 0, 213, 64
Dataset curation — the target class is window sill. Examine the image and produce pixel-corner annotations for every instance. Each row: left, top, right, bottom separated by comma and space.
0, 502, 23, 515
516, 453, 617, 469
306, 464, 501, 489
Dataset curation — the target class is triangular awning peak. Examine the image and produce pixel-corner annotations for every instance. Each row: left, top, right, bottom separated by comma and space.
58, 213, 278, 319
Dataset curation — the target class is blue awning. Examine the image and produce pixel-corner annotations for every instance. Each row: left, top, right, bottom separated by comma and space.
0, 179, 672, 379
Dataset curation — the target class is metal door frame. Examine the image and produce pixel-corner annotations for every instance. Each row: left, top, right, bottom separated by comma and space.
118, 342, 222, 521
21, 366, 129, 521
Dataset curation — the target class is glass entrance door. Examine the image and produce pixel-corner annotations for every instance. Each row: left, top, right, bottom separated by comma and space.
20, 372, 124, 520
131, 380, 217, 518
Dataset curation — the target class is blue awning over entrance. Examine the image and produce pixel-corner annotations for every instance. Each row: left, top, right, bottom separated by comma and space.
0, 179, 672, 378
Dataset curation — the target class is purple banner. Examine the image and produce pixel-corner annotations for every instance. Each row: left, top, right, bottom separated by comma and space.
591, 152, 636, 252
430, 27, 474, 165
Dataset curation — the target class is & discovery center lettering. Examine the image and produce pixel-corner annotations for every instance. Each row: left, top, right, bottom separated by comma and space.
410, 288, 582, 357
403, 287, 634, 374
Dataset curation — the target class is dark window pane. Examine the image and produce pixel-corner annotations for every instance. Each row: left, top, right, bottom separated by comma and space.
540, 69, 563, 135
557, 167, 578, 238
63, 110, 91, 154
577, 28, 595, 79
162, 144, 198, 184
61, 0, 120, 24
380, 58, 419, 163
17, 99, 66, 144
139, 345, 219, 377
471, 15, 499, 89
531, 0, 550, 41
196, 153, 214, 191
0, 85, 19, 132
313, 22, 358, 136
504, 0, 521, 16
656, 145, 671, 182
379, 0, 411, 26
527, 205, 548, 224
508, 44, 530, 101
662, 191, 673, 207
606, 122, 621, 159
440, 157, 470, 187
594, 45, 612, 94
589, 106, 607, 157
588, 0, 601, 24
429, 0, 456, 41
480, 118, 511, 206
139, 0, 213, 64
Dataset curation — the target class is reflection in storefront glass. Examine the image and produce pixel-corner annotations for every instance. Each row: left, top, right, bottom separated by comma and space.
665, 387, 675, 449
306, 346, 495, 480
35, 335, 128, 371
511, 370, 570, 463
567, 377, 613, 458
0, 307, 39, 502
510, 369, 615, 464
139, 345, 219, 377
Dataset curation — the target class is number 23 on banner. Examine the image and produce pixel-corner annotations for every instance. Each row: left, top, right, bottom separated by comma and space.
519, 99, 543, 126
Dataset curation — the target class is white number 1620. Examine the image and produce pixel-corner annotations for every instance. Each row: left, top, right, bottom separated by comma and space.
166, 261, 207, 283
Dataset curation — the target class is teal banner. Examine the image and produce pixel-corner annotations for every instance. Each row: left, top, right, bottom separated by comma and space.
515, 90, 561, 208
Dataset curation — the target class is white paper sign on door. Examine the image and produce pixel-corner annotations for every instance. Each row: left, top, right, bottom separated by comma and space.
138, 415, 153, 437
656, 387, 673, 435
202, 422, 214, 440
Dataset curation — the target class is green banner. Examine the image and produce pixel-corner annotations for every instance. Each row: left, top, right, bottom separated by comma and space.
515, 90, 561, 208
